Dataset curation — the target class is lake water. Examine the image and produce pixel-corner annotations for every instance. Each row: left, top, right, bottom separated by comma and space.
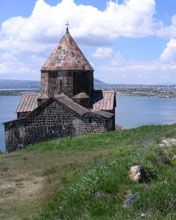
0, 96, 20, 152
0, 95, 176, 152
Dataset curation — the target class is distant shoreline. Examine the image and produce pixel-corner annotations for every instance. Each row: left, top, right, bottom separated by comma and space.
0, 79, 176, 98
0, 89, 39, 96
1, 87, 176, 98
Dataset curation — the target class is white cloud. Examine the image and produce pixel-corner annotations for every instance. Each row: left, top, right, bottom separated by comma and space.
158, 15, 176, 38
0, 0, 166, 54
0, 0, 176, 83
0, 52, 17, 62
93, 47, 113, 59
95, 59, 176, 84
160, 39, 176, 62
0, 51, 43, 79
111, 52, 126, 65
94, 43, 176, 85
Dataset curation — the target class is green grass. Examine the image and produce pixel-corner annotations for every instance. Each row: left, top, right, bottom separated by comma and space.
26, 125, 176, 153
1, 125, 176, 219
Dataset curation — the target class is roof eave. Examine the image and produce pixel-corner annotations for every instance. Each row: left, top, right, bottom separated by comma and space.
40, 67, 94, 72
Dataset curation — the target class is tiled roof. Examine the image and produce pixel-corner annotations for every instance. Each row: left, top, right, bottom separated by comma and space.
16, 90, 116, 115
16, 92, 89, 115
92, 90, 116, 111
41, 30, 93, 71
16, 93, 39, 113
56, 94, 89, 115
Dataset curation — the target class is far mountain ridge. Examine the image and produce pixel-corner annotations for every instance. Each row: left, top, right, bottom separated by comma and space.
0, 79, 175, 90
0, 79, 107, 90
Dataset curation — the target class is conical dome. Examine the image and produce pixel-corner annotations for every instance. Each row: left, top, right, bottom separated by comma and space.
41, 29, 93, 71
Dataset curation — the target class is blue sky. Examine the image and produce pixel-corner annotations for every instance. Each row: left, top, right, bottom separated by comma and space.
0, 0, 176, 84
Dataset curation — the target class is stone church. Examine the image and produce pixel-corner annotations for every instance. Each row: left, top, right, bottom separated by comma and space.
4, 27, 116, 152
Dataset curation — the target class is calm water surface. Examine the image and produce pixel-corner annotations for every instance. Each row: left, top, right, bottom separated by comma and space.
0, 96, 20, 152
0, 95, 176, 151
116, 96, 176, 129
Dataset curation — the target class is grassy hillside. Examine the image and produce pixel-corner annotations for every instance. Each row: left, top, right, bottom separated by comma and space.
0, 125, 176, 220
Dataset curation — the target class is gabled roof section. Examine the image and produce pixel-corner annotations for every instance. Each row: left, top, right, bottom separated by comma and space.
16, 92, 89, 115
16, 93, 39, 113
41, 29, 94, 71
55, 94, 89, 115
92, 90, 116, 111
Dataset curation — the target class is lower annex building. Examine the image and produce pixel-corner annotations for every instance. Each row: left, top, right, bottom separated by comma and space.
4, 27, 116, 152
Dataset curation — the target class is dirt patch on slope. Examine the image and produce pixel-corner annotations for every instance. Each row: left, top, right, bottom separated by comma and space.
0, 174, 44, 206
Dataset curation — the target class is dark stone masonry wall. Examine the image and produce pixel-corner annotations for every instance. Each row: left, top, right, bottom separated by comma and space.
79, 113, 113, 135
4, 100, 113, 152
40, 71, 74, 98
40, 70, 93, 99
